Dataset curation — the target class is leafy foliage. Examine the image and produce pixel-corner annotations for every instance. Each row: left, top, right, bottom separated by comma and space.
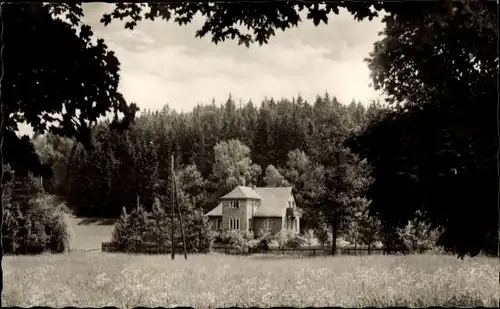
96, 2, 454, 47
315, 224, 333, 249
176, 164, 208, 210
64, 128, 160, 217
274, 229, 291, 250
111, 197, 214, 253
343, 198, 382, 249
284, 232, 306, 249
41, 94, 373, 222
111, 202, 154, 251
32, 134, 75, 195
304, 229, 316, 247
263, 165, 289, 187
183, 208, 215, 253
349, 0, 497, 257
396, 211, 443, 254
212, 139, 261, 189
11, 0, 498, 259
218, 230, 252, 253
1, 3, 138, 177
2, 175, 72, 254
254, 228, 273, 252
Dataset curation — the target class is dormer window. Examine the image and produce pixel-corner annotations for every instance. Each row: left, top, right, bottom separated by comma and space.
229, 200, 240, 208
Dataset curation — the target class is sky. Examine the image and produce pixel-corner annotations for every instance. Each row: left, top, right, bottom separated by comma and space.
19, 4, 386, 136
82, 3, 386, 112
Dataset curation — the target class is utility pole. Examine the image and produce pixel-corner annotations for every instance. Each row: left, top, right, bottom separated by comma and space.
173, 168, 188, 260
170, 154, 188, 260
171, 155, 175, 260
1, 4, 6, 296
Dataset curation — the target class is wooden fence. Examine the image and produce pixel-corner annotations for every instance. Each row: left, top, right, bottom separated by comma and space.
101, 242, 207, 254
102, 242, 429, 256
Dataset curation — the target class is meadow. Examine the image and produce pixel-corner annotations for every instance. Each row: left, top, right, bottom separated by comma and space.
3, 252, 498, 308
62, 214, 116, 252
3, 215, 498, 308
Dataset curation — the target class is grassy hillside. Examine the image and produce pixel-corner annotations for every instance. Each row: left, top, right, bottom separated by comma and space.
64, 215, 116, 252
3, 253, 497, 307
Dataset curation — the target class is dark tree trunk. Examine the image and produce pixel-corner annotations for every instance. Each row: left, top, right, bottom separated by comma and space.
368, 234, 371, 255
330, 220, 338, 255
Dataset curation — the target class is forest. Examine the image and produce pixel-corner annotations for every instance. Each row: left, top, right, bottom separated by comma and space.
24, 83, 494, 257
2, 2, 498, 307
29, 96, 381, 249
2, 2, 497, 259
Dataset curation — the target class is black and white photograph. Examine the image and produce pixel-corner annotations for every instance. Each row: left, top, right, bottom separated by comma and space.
0, 1, 498, 307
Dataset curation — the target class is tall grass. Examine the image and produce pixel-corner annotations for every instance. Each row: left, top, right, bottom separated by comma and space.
3, 253, 498, 308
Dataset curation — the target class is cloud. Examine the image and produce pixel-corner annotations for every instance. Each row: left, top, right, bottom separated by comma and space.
18, 4, 386, 136
81, 4, 386, 112
112, 41, 380, 112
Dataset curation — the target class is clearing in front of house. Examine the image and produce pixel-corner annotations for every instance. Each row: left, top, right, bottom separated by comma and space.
3, 253, 497, 307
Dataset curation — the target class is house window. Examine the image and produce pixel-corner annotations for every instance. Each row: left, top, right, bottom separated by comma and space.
229, 217, 240, 230
229, 200, 240, 208
264, 218, 270, 230
217, 218, 222, 230
249, 218, 253, 231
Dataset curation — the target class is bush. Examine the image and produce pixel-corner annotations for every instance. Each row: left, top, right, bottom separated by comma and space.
2, 193, 72, 255
219, 230, 250, 253
254, 229, 272, 252
184, 209, 215, 253
286, 232, 306, 249
272, 229, 305, 250
304, 229, 316, 247
111, 206, 156, 251
274, 230, 290, 249
336, 237, 350, 247
247, 239, 261, 252
202, 231, 217, 253
217, 230, 229, 244
315, 224, 333, 249
213, 230, 224, 244
396, 211, 443, 253
150, 200, 171, 247
111, 199, 214, 253
242, 230, 254, 241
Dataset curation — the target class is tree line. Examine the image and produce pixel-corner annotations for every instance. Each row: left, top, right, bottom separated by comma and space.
34, 95, 386, 252
3, 2, 496, 258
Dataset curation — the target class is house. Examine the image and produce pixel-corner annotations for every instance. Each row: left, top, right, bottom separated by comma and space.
205, 186, 302, 235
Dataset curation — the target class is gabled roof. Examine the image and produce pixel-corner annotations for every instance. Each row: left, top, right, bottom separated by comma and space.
220, 186, 261, 200
253, 187, 293, 217
206, 203, 222, 216
206, 186, 294, 218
